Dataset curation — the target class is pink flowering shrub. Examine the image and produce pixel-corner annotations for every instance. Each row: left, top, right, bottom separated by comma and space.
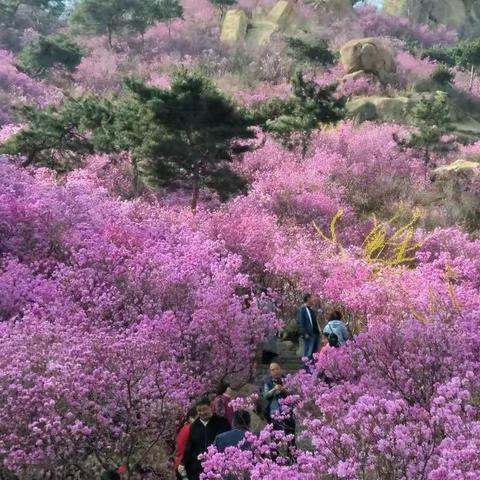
453, 68, 480, 99
395, 50, 437, 86
203, 316, 480, 479
0, 161, 273, 477
357, 6, 458, 48
338, 76, 382, 97
74, 48, 125, 93
235, 82, 291, 106
0, 123, 23, 143
309, 122, 426, 216
0, 50, 61, 125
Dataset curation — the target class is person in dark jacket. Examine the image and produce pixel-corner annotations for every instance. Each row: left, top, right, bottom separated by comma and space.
182, 396, 230, 480
213, 410, 251, 453
297, 293, 321, 361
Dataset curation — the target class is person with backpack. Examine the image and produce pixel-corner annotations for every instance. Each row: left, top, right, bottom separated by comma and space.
323, 310, 349, 346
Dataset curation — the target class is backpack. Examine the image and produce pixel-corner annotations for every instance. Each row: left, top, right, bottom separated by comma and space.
326, 323, 340, 348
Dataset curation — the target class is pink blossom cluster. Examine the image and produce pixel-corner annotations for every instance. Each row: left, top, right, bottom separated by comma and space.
0, 123, 23, 144
356, 6, 458, 48
453, 68, 480, 100
395, 50, 437, 85
203, 316, 480, 479
0, 161, 274, 476
74, 47, 126, 93
337, 76, 382, 97
235, 81, 292, 106
0, 50, 62, 125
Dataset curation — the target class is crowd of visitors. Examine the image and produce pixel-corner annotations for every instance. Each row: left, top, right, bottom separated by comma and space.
103, 294, 351, 480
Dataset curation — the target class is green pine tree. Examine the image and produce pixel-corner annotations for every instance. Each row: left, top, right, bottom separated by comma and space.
122, 71, 255, 209
404, 92, 452, 168
18, 34, 83, 77
286, 37, 336, 73
2, 71, 257, 209
254, 71, 345, 157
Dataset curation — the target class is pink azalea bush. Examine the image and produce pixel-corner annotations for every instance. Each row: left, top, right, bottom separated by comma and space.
356, 6, 458, 48
453, 68, 480, 99
203, 316, 480, 479
0, 50, 61, 125
74, 47, 125, 93
0, 161, 273, 477
3, 3, 480, 477
395, 50, 437, 85
337, 76, 382, 97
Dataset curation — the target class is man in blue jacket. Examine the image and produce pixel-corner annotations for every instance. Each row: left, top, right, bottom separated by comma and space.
297, 293, 320, 361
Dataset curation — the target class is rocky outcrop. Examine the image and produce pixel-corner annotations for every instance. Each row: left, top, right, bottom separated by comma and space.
220, 9, 248, 44
435, 159, 480, 173
347, 96, 410, 123
268, 0, 294, 30
220, 1, 304, 46
340, 38, 396, 81
383, 0, 480, 33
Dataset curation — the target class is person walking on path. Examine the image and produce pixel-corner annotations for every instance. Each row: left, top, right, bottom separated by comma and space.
212, 381, 234, 427
262, 362, 295, 438
213, 410, 252, 452
298, 293, 321, 361
323, 310, 349, 346
182, 397, 230, 480
175, 407, 197, 480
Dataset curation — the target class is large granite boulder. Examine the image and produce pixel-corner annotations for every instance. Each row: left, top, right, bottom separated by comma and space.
221, 1, 303, 46
251, 0, 299, 45
267, 0, 294, 29
383, 0, 480, 32
435, 159, 480, 173
220, 9, 249, 44
249, 20, 279, 46
340, 38, 396, 81
347, 96, 410, 123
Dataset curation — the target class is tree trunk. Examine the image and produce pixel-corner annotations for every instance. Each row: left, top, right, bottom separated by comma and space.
469, 65, 475, 92
132, 157, 142, 196
425, 145, 430, 173
107, 26, 113, 50
191, 178, 200, 212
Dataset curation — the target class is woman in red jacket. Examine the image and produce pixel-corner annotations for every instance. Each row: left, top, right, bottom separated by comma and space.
175, 407, 198, 479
